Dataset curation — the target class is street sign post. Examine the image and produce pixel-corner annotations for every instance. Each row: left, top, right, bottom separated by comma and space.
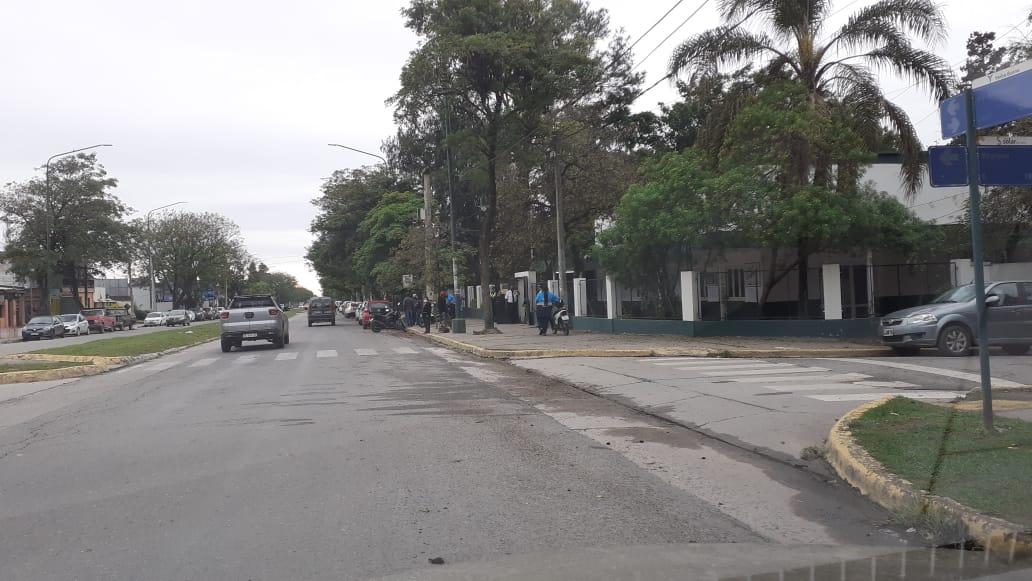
933, 61, 1032, 430
927, 145, 1032, 187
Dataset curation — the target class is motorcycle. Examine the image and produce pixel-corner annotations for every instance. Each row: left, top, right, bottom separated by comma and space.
550, 300, 570, 336
370, 307, 407, 333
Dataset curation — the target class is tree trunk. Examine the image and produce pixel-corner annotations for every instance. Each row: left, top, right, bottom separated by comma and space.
479, 129, 499, 332
68, 262, 80, 310
797, 241, 810, 319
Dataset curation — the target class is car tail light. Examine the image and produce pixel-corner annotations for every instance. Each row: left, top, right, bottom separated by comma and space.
268, 308, 280, 317
219, 312, 229, 320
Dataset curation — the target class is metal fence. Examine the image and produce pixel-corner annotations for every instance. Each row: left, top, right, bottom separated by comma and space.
615, 279, 682, 320
870, 262, 956, 317
697, 267, 825, 320
583, 279, 608, 318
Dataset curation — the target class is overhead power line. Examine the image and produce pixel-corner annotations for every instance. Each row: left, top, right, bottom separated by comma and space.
633, 0, 712, 71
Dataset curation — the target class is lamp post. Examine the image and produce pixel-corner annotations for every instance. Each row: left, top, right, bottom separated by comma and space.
145, 202, 186, 311
42, 143, 112, 314
327, 144, 389, 168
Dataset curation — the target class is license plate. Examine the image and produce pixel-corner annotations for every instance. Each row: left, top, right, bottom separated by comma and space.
883, 329, 894, 337
30, 333, 38, 336
243, 332, 258, 338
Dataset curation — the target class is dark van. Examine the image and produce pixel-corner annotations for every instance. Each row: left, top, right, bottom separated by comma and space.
307, 297, 336, 327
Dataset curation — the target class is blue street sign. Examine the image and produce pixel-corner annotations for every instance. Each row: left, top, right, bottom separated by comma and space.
941, 59, 1032, 138
928, 145, 1032, 187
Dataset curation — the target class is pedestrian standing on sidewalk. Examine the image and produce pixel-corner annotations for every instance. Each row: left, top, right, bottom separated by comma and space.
505, 286, 518, 323
421, 297, 433, 334
402, 294, 415, 326
534, 284, 559, 336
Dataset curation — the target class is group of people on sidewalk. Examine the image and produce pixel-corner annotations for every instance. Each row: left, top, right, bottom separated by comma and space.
401, 290, 456, 334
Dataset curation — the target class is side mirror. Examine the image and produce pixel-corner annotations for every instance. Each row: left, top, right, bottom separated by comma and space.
986, 294, 1001, 306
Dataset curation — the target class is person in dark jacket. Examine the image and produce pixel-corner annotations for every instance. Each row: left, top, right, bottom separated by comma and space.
534, 284, 560, 336
421, 297, 433, 334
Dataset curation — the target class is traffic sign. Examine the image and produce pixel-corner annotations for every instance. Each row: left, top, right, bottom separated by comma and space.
941, 59, 1032, 138
928, 145, 1032, 187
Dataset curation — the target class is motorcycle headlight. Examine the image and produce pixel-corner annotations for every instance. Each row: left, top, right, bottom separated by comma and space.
905, 313, 938, 325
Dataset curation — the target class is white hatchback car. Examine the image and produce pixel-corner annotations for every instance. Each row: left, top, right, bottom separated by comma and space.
59, 313, 90, 336
143, 312, 167, 327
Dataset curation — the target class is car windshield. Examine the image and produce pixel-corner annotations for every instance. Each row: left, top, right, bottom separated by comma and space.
146, 313, 163, 318
58, 314, 78, 322
81, 309, 104, 316
930, 284, 994, 304
27, 317, 52, 324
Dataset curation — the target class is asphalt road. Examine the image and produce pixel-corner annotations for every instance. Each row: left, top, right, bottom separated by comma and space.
0, 316, 811, 580
0, 319, 220, 357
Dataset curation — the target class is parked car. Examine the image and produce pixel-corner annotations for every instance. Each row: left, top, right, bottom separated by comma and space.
202, 307, 214, 320
107, 309, 135, 331
22, 316, 66, 340
81, 308, 115, 333
186, 310, 196, 322
307, 296, 336, 327
219, 294, 290, 352
880, 281, 1032, 356
143, 312, 167, 327
58, 313, 90, 336
343, 301, 359, 319
165, 309, 190, 326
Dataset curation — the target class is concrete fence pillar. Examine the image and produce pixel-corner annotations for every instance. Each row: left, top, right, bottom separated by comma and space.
573, 278, 587, 317
822, 264, 842, 320
605, 275, 621, 319
467, 286, 475, 308
680, 271, 698, 322
547, 280, 559, 296
475, 285, 483, 310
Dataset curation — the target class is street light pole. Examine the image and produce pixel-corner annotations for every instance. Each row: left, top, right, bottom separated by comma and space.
327, 144, 389, 169
145, 202, 187, 312
42, 144, 112, 314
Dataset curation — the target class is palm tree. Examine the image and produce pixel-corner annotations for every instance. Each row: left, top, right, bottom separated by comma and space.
669, 0, 953, 195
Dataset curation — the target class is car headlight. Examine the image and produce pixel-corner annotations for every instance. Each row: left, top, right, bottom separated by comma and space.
905, 313, 938, 325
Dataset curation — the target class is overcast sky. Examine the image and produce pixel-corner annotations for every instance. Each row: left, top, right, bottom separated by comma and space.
2, 0, 1029, 294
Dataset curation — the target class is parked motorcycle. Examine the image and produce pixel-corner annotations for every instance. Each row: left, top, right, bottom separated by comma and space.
550, 300, 570, 336
370, 307, 407, 333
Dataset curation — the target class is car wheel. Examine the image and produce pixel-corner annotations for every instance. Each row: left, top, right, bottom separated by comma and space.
284, 333, 290, 345
891, 346, 921, 356
331, 319, 336, 326
221, 339, 232, 353
273, 334, 285, 348
308, 321, 312, 327
1003, 344, 1031, 356
938, 324, 973, 357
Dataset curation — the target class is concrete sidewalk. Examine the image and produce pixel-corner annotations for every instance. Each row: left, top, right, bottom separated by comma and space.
411, 318, 889, 359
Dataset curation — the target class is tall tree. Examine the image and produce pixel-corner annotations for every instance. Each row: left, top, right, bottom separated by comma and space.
669, 0, 953, 194
1, 153, 129, 311
392, 0, 637, 331
145, 212, 248, 308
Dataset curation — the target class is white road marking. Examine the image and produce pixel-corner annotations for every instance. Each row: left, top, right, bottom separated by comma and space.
853, 380, 920, 388
189, 358, 217, 368
392, 347, 419, 354
651, 359, 762, 366
316, 350, 338, 358
355, 348, 377, 356
808, 391, 966, 402
233, 355, 259, 364
704, 366, 829, 377
674, 363, 792, 372
276, 352, 298, 361
731, 373, 871, 384
636, 357, 703, 363
764, 380, 919, 392
828, 358, 1026, 388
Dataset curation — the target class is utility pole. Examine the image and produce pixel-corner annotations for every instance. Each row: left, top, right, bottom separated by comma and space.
444, 107, 460, 311
553, 151, 567, 301
423, 172, 434, 300
145, 202, 186, 312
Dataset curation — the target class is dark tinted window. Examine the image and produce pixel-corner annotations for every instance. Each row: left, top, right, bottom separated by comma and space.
230, 297, 276, 309
310, 298, 332, 307
992, 283, 1025, 306
81, 309, 105, 316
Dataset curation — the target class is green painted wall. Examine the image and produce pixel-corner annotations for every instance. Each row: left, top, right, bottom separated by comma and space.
572, 317, 879, 339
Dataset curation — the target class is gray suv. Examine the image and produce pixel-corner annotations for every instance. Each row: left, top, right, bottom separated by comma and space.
881, 281, 1032, 356
219, 295, 290, 352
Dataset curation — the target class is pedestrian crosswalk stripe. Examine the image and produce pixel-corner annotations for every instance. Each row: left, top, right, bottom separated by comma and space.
763, 383, 902, 392
316, 350, 338, 358
393, 347, 419, 354
731, 373, 871, 384
234, 355, 259, 364
355, 348, 377, 356
853, 380, 919, 388
703, 366, 829, 377
674, 363, 791, 372
807, 391, 966, 402
655, 359, 764, 367
276, 352, 298, 361
189, 358, 217, 368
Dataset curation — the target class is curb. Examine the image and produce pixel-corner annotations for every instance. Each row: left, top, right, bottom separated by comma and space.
405, 328, 889, 360
826, 396, 1032, 557
0, 363, 110, 385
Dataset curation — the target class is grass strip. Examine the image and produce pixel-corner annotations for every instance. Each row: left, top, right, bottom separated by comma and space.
0, 361, 91, 373
851, 397, 1032, 527
31, 323, 221, 358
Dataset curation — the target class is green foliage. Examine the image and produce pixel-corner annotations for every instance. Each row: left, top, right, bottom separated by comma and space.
353, 191, 422, 294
